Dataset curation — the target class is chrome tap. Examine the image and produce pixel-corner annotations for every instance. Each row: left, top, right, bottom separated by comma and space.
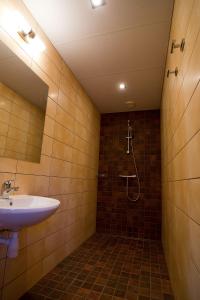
1, 180, 19, 199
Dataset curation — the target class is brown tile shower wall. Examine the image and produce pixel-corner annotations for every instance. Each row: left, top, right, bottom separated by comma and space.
97, 110, 161, 240
0, 1, 100, 299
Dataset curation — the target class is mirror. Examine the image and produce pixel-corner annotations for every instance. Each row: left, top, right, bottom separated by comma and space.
0, 40, 48, 163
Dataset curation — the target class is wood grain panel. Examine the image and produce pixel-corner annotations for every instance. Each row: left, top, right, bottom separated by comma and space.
161, 0, 200, 299
0, 1, 100, 299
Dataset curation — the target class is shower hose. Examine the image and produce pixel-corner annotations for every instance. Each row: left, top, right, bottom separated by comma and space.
126, 138, 141, 202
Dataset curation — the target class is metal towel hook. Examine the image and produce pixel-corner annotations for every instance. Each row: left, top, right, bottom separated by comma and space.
167, 67, 178, 78
171, 38, 185, 53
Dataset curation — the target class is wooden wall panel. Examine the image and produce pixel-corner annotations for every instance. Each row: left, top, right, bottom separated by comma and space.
161, 0, 200, 299
0, 1, 100, 299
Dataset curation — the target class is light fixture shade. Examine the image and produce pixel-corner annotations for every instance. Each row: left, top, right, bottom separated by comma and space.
2, 9, 45, 54
91, 0, 106, 8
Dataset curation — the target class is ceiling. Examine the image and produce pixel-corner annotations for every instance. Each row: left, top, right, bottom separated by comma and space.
23, 0, 174, 113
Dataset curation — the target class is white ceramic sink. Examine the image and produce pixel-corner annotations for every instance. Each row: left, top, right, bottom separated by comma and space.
0, 195, 60, 230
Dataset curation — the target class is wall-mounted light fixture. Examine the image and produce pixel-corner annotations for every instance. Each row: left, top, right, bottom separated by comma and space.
91, 0, 106, 9
18, 28, 36, 43
3, 10, 45, 53
19, 29, 46, 53
16, 12, 45, 53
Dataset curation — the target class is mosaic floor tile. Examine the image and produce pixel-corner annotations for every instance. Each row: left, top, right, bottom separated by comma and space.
21, 234, 174, 300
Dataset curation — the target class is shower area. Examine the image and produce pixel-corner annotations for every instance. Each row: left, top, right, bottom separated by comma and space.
97, 110, 161, 239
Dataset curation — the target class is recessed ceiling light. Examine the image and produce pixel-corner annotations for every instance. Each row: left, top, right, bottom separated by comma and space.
91, 0, 105, 8
119, 82, 126, 90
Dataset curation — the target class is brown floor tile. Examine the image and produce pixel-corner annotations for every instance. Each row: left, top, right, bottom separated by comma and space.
99, 294, 113, 300
20, 234, 174, 300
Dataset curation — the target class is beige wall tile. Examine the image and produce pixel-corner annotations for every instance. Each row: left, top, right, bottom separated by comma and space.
50, 158, 71, 178
54, 122, 74, 146
0, 157, 17, 173
31, 62, 59, 103
46, 97, 57, 119
43, 115, 55, 138
15, 174, 49, 196
52, 140, 73, 162
42, 245, 66, 276
161, 1, 200, 299
16, 155, 50, 176
32, 52, 61, 87
4, 239, 44, 284
0, 108, 10, 124
55, 106, 75, 132
21, 222, 47, 248
2, 261, 43, 300
44, 230, 65, 257
41, 135, 53, 156
57, 89, 76, 116
0, 0, 99, 298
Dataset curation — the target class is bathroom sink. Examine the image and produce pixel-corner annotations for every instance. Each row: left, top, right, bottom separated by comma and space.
0, 195, 60, 230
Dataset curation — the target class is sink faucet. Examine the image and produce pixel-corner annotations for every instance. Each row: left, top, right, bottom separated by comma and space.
1, 180, 19, 199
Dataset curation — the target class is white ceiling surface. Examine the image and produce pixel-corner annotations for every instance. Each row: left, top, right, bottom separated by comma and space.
23, 0, 173, 113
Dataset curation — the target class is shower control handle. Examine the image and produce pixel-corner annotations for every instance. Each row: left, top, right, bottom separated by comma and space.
171, 38, 185, 53
167, 67, 178, 77
119, 175, 136, 178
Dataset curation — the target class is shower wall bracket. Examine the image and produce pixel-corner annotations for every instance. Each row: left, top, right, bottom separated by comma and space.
119, 175, 136, 178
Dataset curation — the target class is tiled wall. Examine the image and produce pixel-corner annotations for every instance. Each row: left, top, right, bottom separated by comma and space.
97, 110, 161, 240
0, 82, 45, 162
0, 1, 100, 299
161, 0, 200, 299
